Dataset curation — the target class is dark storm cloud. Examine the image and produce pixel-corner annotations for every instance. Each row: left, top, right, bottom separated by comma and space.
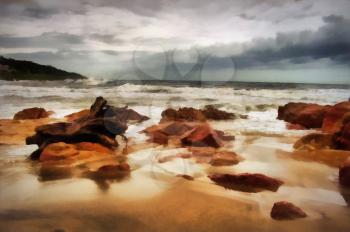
207, 15, 350, 69
0, 32, 84, 48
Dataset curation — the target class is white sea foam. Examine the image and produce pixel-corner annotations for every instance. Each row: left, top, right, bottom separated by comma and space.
0, 81, 349, 134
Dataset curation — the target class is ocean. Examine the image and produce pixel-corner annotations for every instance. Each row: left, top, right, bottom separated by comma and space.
1, 79, 349, 135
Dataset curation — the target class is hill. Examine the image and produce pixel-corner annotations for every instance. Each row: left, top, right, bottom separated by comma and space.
0, 56, 87, 80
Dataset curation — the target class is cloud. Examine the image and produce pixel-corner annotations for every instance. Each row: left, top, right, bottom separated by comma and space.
205, 15, 350, 69
0, 32, 85, 49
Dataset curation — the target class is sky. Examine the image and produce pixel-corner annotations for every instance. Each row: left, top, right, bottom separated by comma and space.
0, 0, 349, 84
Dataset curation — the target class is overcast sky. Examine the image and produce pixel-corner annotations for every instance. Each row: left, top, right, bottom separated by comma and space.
0, 0, 349, 84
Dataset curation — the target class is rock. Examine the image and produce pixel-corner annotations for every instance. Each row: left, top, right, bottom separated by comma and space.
26, 97, 129, 160
39, 142, 113, 162
13, 107, 52, 120
208, 173, 283, 192
160, 106, 236, 122
162, 122, 193, 136
202, 105, 236, 120
144, 122, 233, 147
181, 124, 224, 148
147, 131, 169, 145
322, 101, 350, 133
286, 123, 306, 130
271, 201, 307, 220
339, 157, 350, 188
40, 142, 79, 162
278, 102, 329, 128
104, 106, 150, 123
333, 122, 350, 150
65, 109, 90, 122
210, 151, 240, 166
176, 174, 194, 181
161, 107, 206, 122
293, 133, 334, 150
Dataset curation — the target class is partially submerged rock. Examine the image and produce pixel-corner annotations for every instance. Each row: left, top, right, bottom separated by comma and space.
277, 102, 329, 129
333, 122, 350, 151
270, 201, 307, 220
181, 124, 224, 148
322, 101, 350, 133
160, 106, 236, 122
161, 107, 206, 122
26, 97, 148, 160
208, 173, 283, 192
202, 105, 237, 120
294, 133, 334, 150
14, 107, 52, 120
144, 121, 234, 148
339, 157, 350, 188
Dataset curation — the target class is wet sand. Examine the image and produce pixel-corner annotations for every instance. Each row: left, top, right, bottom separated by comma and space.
1, 118, 350, 231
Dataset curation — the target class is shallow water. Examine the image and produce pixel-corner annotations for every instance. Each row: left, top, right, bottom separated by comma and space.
1, 81, 350, 231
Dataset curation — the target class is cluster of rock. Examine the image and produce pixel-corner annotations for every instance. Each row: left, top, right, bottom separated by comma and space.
143, 120, 239, 166
26, 97, 149, 161
279, 101, 350, 189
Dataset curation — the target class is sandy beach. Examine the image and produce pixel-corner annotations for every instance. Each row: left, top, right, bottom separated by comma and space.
0, 82, 349, 231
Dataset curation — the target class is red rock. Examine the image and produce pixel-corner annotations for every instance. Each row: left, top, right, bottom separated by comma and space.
210, 151, 240, 166
181, 124, 224, 148
86, 164, 130, 179
75, 142, 113, 154
322, 101, 350, 133
26, 97, 128, 160
286, 123, 306, 130
339, 157, 350, 188
160, 106, 236, 122
65, 109, 90, 122
14, 107, 51, 120
176, 174, 194, 181
271, 201, 307, 220
162, 122, 193, 136
333, 122, 350, 150
161, 107, 206, 122
40, 142, 79, 162
208, 173, 283, 192
202, 105, 237, 120
148, 131, 168, 145
293, 133, 334, 150
278, 102, 329, 128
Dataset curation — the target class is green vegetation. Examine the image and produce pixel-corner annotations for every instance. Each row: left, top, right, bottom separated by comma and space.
0, 56, 87, 80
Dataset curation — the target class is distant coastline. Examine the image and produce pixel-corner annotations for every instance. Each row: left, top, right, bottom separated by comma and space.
0, 56, 86, 81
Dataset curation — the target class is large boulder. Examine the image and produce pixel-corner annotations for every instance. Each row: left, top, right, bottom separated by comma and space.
14, 107, 52, 120
339, 157, 350, 188
270, 201, 307, 220
208, 173, 283, 192
322, 101, 350, 133
277, 102, 329, 128
26, 97, 133, 160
